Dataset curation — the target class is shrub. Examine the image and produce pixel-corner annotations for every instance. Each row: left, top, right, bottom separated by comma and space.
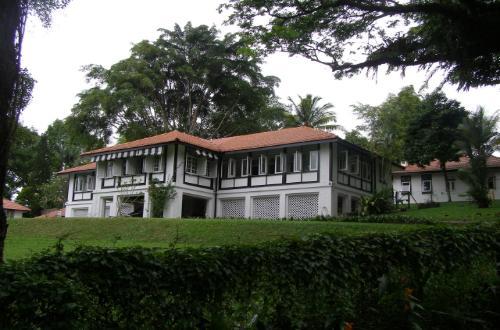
148, 178, 176, 218
334, 214, 436, 225
0, 225, 499, 328
360, 188, 394, 215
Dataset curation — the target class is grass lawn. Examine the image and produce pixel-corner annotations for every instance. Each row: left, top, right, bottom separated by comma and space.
5, 218, 423, 260
401, 200, 500, 222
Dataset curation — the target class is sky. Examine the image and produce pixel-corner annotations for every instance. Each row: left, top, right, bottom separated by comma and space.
21, 0, 500, 138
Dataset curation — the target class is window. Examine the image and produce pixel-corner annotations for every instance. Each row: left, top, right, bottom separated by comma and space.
152, 156, 161, 172
447, 178, 456, 191
274, 154, 284, 174
258, 155, 267, 175
339, 150, 348, 171
293, 151, 302, 172
361, 161, 371, 180
488, 176, 496, 190
228, 158, 236, 178
421, 174, 432, 193
75, 175, 85, 192
106, 161, 113, 177
241, 157, 249, 176
86, 175, 95, 191
349, 155, 359, 174
401, 176, 411, 192
251, 157, 259, 176
121, 160, 127, 176
309, 150, 319, 171
185, 155, 197, 174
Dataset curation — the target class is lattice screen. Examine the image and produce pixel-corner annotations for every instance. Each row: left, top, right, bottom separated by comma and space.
252, 195, 280, 219
221, 198, 246, 218
287, 194, 319, 219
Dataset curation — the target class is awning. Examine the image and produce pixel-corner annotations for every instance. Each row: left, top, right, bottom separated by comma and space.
89, 146, 164, 162
194, 149, 218, 159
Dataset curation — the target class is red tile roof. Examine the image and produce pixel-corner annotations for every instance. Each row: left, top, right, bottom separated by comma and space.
81, 130, 218, 156
57, 162, 96, 175
81, 126, 338, 156
36, 208, 65, 218
213, 126, 337, 152
394, 156, 500, 174
3, 199, 30, 212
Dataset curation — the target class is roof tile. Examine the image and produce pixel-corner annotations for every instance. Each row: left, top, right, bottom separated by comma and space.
81, 126, 337, 156
394, 156, 500, 174
3, 199, 31, 212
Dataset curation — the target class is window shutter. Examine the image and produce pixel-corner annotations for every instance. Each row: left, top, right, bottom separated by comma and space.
96, 162, 106, 178
198, 158, 207, 176
143, 157, 153, 173
126, 158, 136, 175
112, 160, 123, 176
157, 156, 163, 172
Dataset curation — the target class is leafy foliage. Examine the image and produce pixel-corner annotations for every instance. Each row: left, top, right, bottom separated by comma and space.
404, 91, 467, 202
284, 94, 340, 131
456, 109, 499, 208
359, 188, 394, 216
353, 86, 422, 162
0, 226, 499, 328
222, 0, 500, 89
68, 22, 284, 145
148, 178, 176, 218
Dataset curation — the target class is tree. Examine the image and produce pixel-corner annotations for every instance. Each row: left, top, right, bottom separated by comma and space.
222, 0, 500, 89
45, 119, 82, 171
68, 22, 282, 144
0, 0, 71, 263
4, 125, 40, 199
353, 86, 422, 162
404, 91, 467, 202
456, 108, 499, 208
284, 94, 340, 131
344, 130, 370, 151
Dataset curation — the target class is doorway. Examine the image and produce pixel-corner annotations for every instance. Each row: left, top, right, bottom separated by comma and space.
182, 195, 207, 218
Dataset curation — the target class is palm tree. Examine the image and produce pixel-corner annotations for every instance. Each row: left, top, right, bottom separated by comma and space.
285, 94, 341, 131
456, 107, 499, 208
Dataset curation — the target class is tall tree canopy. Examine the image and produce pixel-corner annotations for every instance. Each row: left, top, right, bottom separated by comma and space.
4, 125, 39, 199
222, 0, 500, 89
10, 120, 82, 215
284, 94, 340, 131
456, 108, 499, 207
68, 22, 283, 145
352, 86, 422, 162
0, 0, 71, 263
404, 91, 467, 202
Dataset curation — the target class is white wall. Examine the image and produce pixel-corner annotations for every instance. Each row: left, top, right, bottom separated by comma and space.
393, 169, 500, 204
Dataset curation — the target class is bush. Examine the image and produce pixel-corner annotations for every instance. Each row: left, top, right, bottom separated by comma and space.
0, 226, 499, 328
334, 214, 436, 225
360, 188, 394, 215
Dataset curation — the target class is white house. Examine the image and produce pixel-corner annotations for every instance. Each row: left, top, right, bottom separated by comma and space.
58, 126, 395, 219
392, 156, 500, 204
3, 199, 31, 218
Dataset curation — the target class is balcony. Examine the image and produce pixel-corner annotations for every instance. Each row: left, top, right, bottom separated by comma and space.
184, 173, 214, 189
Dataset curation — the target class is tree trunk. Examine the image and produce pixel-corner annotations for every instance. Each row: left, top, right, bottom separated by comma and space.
441, 161, 452, 203
0, 0, 22, 263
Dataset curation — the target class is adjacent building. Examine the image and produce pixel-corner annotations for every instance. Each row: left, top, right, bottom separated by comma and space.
392, 156, 500, 204
3, 199, 31, 218
59, 126, 395, 219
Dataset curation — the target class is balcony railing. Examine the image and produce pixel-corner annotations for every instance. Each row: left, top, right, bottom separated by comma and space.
219, 171, 318, 190
184, 173, 214, 189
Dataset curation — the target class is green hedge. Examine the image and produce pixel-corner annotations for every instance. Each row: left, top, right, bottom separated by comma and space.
0, 226, 499, 329
330, 214, 437, 225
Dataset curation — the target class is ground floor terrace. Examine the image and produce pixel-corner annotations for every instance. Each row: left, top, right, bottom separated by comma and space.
66, 184, 372, 219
